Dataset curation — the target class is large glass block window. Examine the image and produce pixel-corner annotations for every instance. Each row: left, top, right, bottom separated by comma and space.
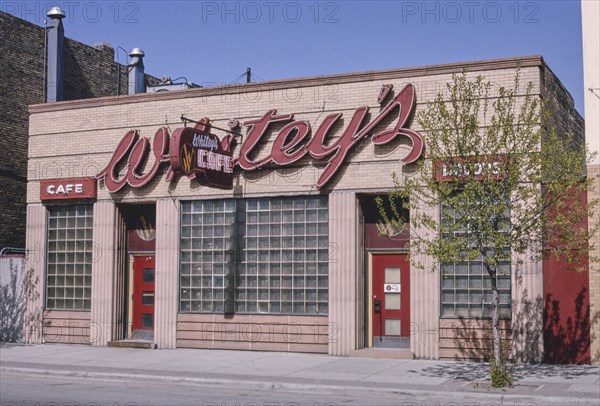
440, 203, 511, 319
46, 205, 93, 310
179, 196, 329, 315
237, 197, 329, 315
180, 200, 237, 313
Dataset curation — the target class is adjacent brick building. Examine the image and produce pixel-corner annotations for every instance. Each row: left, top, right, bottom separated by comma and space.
582, 0, 600, 364
0, 10, 157, 249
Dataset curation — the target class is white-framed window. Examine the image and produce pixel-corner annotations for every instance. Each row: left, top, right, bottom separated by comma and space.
46, 205, 93, 310
179, 196, 329, 315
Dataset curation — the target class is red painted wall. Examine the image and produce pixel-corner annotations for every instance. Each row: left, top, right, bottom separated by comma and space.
543, 190, 591, 364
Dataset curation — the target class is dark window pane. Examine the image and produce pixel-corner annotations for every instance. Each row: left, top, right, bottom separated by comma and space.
143, 268, 155, 282
142, 292, 154, 305
141, 314, 154, 329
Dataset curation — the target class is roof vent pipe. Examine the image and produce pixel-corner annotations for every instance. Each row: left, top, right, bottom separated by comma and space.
128, 48, 145, 94
46, 6, 65, 102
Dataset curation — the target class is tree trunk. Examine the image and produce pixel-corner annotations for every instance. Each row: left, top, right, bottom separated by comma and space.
489, 268, 502, 366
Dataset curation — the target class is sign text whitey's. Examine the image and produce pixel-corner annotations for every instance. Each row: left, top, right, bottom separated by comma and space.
97, 84, 424, 192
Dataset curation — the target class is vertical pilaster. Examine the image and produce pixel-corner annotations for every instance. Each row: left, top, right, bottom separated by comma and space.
328, 192, 359, 356
24, 204, 47, 343
511, 254, 544, 362
90, 201, 123, 346
154, 198, 179, 349
411, 203, 440, 359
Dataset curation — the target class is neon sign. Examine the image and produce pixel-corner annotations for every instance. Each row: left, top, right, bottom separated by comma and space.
97, 84, 423, 192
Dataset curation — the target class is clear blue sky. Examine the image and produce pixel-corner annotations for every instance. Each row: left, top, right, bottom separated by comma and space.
4, 0, 586, 114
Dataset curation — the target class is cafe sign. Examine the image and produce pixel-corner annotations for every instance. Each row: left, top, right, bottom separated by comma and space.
97, 84, 424, 192
40, 178, 97, 200
169, 124, 234, 189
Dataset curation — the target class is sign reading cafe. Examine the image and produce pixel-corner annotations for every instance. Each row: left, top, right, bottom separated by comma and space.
96, 84, 424, 192
169, 124, 235, 189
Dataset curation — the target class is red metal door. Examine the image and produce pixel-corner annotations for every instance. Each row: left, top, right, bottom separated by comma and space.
132, 256, 155, 331
372, 254, 410, 346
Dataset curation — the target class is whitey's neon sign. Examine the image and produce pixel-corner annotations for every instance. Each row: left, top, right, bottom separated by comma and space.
97, 84, 423, 192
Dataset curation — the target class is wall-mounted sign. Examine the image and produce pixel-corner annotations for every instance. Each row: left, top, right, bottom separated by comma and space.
40, 178, 97, 200
137, 215, 156, 241
169, 123, 234, 189
433, 156, 506, 182
97, 84, 424, 193
384, 284, 401, 293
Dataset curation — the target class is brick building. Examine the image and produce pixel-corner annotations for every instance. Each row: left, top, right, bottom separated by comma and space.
21, 55, 595, 363
0, 10, 157, 250
582, 0, 600, 365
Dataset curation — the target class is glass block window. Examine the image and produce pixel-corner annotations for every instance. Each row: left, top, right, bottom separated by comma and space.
180, 200, 237, 313
46, 205, 93, 310
440, 259, 511, 318
237, 196, 329, 315
440, 202, 511, 319
180, 196, 329, 315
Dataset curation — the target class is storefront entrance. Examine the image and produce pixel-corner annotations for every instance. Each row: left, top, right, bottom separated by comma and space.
120, 204, 156, 341
370, 254, 410, 348
131, 255, 155, 333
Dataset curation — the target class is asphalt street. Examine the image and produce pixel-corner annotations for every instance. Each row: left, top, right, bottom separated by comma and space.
1, 344, 599, 406
0, 370, 575, 406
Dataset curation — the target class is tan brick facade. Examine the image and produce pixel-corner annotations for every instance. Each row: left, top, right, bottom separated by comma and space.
25, 56, 592, 361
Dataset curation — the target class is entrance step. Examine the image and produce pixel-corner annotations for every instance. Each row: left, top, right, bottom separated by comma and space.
108, 340, 156, 349
349, 348, 414, 359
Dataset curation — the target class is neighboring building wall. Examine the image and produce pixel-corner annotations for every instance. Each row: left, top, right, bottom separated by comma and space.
0, 11, 155, 250
0, 254, 26, 342
537, 64, 590, 364
588, 165, 600, 364
582, 0, 600, 364
26, 56, 566, 358
540, 63, 585, 142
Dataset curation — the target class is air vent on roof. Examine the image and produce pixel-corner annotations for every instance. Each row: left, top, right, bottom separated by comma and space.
147, 82, 201, 93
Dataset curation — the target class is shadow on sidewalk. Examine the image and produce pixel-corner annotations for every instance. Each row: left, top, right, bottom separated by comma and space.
420, 361, 600, 382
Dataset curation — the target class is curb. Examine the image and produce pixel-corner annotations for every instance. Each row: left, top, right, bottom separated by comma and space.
2, 365, 599, 406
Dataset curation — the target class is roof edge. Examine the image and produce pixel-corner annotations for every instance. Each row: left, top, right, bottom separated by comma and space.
29, 55, 545, 114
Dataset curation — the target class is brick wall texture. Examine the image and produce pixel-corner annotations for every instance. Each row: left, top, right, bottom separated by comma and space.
26, 60, 545, 203
25, 55, 594, 360
0, 11, 156, 249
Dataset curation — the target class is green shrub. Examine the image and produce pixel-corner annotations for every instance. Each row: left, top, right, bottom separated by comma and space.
490, 358, 513, 388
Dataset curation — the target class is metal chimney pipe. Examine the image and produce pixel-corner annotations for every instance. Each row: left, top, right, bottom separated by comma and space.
46, 6, 65, 102
128, 48, 145, 94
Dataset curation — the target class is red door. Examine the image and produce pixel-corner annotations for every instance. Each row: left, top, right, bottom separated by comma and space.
132, 256, 155, 331
372, 254, 410, 347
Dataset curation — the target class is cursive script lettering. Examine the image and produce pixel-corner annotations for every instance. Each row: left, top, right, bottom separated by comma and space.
97, 84, 424, 193
96, 127, 170, 192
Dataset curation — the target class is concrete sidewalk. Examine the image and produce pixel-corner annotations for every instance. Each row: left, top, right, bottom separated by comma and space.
1, 343, 599, 405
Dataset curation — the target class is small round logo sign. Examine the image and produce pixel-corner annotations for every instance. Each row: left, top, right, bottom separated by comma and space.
136, 215, 156, 241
